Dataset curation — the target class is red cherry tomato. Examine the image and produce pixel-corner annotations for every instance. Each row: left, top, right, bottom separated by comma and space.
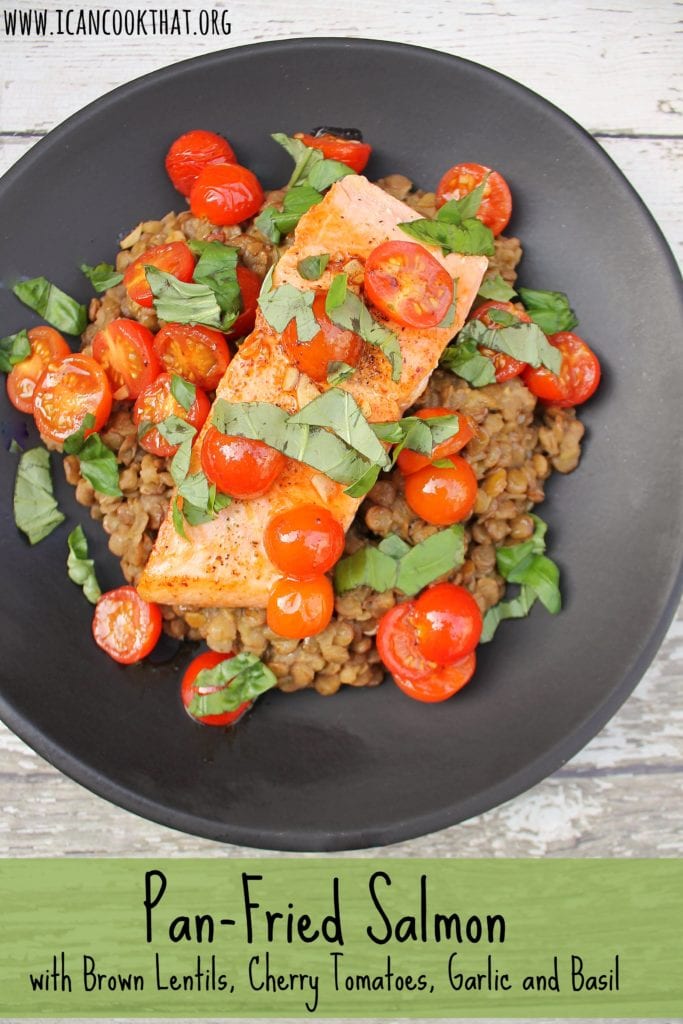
413, 582, 482, 665
266, 575, 334, 639
393, 653, 477, 703
523, 332, 601, 408
397, 407, 475, 476
281, 291, 364, 382
436, 162, 512, 237
180, 650, 251, 727
133, 372, 210, 457
295, 132, 372, 174
470, 299, 531, 382
6, 326, 70, 414
153, 322, 230, 392
201, 426, 286, 499
404, 455, 478, 525
165, 129, 236, 197
264, 505, 345, 580
92, 318, 161, 401
123, 242, 196, 309
364, 241, 454, 329
33, 354, 112, 444
190, 164, 264, 226
225, 265, 261, 341
92, 586, 162, 665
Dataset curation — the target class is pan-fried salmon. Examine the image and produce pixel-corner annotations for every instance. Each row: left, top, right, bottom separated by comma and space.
137, 175, 487, 608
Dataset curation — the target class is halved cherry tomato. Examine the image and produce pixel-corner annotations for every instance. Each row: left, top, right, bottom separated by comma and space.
190, 164, 264, 226
393, 653, 477, 703
225, 265, 261, 341
201, 427, 286, 498
264, 505, 345, 579
364, 241, 454, 329
522, 331, 601, 408
165, 129, 237, 197
404, 455, 478, 525
181, 650, 251, 727
470, 299, 530, 382
281, 291, 364, 382
92, 318, 161, 400
413, 582, 482, 665
6, 326, 70, 414
92, 586, 162, 665
33, 354, 112, 444
397, 407, 475, 476
133, 372, 210, 457
436, 162, 512, 236
294, 132, 372, 174
123, 241, 196, 309
153, 323, 230, 392
266, 575, 334, 639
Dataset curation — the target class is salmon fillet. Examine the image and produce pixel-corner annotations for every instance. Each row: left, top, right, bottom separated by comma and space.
137, 176, 487, 608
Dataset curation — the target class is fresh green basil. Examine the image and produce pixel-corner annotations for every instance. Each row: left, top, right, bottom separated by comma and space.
334, 544, 398, 594
0, 329, 31, 373
399, 216, 495, 257
80, 262, 123, 292
334, 525, 465, 597
13, 446, 65, 545
455, 318, 562, 374
13, 277, 87, 336
440, 338, 497, 387
326, 360, 355, 386
258, 281, 318, 341
145, 266, 222, 329
170, 374, 196, 413
155, 415, 197, 446
477, 273, 517, 303
187, 651, 278, 720
66, 525, 101, 604
291, 389, 389, 469
485, 308, 518, 327
307, 158, 354, 193
518, 287, 578, 335
190, 241, 242, 330
255, 185, 324, 244
324, 273, 402, 382
272, 133, 355, 191
438, 174, 489, 221
169, 439, 192, 488
371, 412, 461, 462
298, 253, 330, 281
480, 586, 537, 642
64, 415, 122, 497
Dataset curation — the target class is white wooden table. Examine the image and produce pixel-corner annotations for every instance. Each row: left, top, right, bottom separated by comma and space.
1, 1, 681, 871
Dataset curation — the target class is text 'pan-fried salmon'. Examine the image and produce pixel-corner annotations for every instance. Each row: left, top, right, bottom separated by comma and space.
137, 176, 488, 608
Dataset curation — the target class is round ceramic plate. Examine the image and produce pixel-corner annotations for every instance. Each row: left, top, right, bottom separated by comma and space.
0, 40, 681, 851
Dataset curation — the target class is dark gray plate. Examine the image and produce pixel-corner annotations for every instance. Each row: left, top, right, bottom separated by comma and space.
0, 39, 681, 851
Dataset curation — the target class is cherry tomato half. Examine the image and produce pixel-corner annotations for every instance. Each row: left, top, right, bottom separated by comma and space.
281, 291, 364, 382
397, 407, 475, 476
413, 582, 482, 665
470, 299, 531, 382
153, 322, 230, 392
165, 129, 236, 197
181, 650, 251, 727
133, 372, 210, 457
364, 241, 454, 330
123, 241, 196, 309
522, 331, 601, 408
404, 455, 478, 526
294, 132, 372, 174
33, 354, 112, 444
201, 426, 286, 499
393, 653, 477, 703
6, 326, 70, 414
190, 164, 264, 226
266, 575, 334, 639
436, 162, 512, 237
92, 586, 162, 665
264, 504, 345, 580
225, 265, 261, 342
92, 318, 161, 401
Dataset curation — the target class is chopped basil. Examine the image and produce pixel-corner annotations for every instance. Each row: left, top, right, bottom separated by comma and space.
170, 374, 196, 413
455, 318, 562, 375
13, 446, 65, 545
80, 262, 123, 292
518, 287, 578, 335
172, 497, 187, 539
439, 174, 489, 222
169, 439, 192, 488
480, 586, 537, 642
291, 389, 390, 469
0, 329, 31, 373
272, 132, 355, 191
190, 241, 242, 330
436, 281, 458, 331
343, 464, 381, 498
486, 308, 518, 327
334, 525, 465, 597
258, 281, 318, 341
145, 266, 221, 329
477, 273, 517, 303
372, 412, 461, 463
324, 273, 402, 381
255, 185, 324, 244
400, 216, 495, 257
440, 338, 497, 387
307, 157, 354, 192
66, 525, 101, 604
13, 277, 87, 336
187, 651, 277, 720
326, 361, 355, 386
155, 415, 197, 446
64, 415, 122, 497
178, 470, 210, 510
298, 253, 330, 281
325, 271, 348, 313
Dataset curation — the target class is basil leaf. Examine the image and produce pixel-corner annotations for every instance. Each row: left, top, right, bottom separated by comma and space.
477, 274, 517, 303
481, 585, 537, 643
188, 651, 278, 719
170, 374, 196, 413
13, 277, 87, 336
515, 554, 561, 614
395, 525, 465, 596
307, 158, 354, 192
440, 338, 497, 387
371, 412, 460, 462
13, 446, 65, 545
343, 463, 380, 498
172, 497, 187, 539
378, 535, 411, 559
66, 525, 101, 604
255, 185, 324, 244
191, 241, 241, 330
486, 308, 518, 327
518, 287, 578, 335
207, 484, 232, 516
63, 413, 96, 455
333, 546, 398, 594
436, 174, 489, 223
272, 132, 323, 188
178, 471, 210, 510
290, 388, 389, 468
75, 434, 122, 497
181, 500, 214, 527
298, 253, 330, 281
399, 217, 495, 257
0, 329, 31, 373
325, 272, 348, 314
456, 318, 562, 375
170, 439, 192, 488
145, 266, 221, 329
324, 277, 402, 381
80, 262, 123, 292
326, 361, 355, 386
258, 282, 318, 341
436, 281, 458, 331
156, 416, 197, 446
